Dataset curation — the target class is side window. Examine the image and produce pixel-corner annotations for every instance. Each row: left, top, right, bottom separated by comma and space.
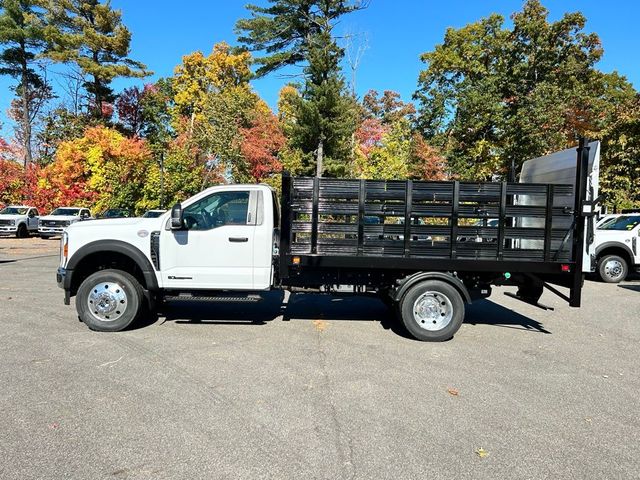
28, 209, 35, 218
182, 191, 251, 231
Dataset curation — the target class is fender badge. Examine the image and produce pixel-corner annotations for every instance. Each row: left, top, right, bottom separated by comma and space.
137, 230, 149, 238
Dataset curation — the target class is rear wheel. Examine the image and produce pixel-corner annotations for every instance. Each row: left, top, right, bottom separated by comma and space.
16, 223, 29, 238
598, 254, 628, 283
76, 269, 144, 332
399, 280, 465, 341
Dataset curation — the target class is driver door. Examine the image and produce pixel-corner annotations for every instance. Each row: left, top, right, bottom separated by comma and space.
28, 209, 38, 229
160, 189, 257, 290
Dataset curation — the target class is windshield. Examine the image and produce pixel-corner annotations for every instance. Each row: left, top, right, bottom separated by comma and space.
597, 215, 640, 231
0, 207, 28, 215
101, 209, 128, 218
50, 208, 81, 216
142, 210, 165, 218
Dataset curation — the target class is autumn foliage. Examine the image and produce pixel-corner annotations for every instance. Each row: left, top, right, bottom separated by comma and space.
240, 110, 286, 181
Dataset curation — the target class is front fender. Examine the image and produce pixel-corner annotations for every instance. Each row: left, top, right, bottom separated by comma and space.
66, 239, 159, 290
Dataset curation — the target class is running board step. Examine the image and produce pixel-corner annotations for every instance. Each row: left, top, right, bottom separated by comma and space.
164, 294, 262, 303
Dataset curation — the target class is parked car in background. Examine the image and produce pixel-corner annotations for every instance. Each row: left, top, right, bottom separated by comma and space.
0, 205, 39, 238
142, 209, 166, 218
594, 212, 640, 283
96, 208, 132, 219
39, 207, 92, 239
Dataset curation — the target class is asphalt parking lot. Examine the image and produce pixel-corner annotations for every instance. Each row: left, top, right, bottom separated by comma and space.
1, 237, 639, 479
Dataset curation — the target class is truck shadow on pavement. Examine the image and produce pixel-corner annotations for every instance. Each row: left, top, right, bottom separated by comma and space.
618, 284, 640, 293
155, 290, 549, 338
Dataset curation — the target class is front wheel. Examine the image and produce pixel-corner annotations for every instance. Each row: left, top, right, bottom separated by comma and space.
16, 224, 29, 238
76, 269, 144, 331
598, 255, 628, 283
399, 280, 465, 341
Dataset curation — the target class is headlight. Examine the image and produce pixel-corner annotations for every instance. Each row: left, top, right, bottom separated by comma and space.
9, 220, 15, 226
60, 232, 69, 266
63, 220, 71, 226
38, 220, 43, 226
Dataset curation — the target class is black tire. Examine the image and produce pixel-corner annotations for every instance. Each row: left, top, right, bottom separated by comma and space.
76, 269, 144, 332
399, 280, 465, 342
598, 254, 628, 284
16, 223, 29, 238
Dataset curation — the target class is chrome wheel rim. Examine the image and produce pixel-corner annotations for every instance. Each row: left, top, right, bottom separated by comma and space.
413, 291, 453, 331
87, 282, 128, 322
604, 259, 623, 280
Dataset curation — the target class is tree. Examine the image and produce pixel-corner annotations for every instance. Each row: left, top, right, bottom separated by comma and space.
236, 0, 366, 177
0, 0, 48, 165
414, 0, 627, 180
171, 42, 260, 182
44, 0, 150, 117
115, 85, 142, 135
39, 125, 151, 212
599, 93, 640, 210
0, 157, 24, 204
362, 89, 416, 125
240, 106, 286, 182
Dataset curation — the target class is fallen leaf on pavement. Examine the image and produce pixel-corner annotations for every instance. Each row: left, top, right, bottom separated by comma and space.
447, 387, 459, 396
313, 319, 327, 332
475, 447, 488, 458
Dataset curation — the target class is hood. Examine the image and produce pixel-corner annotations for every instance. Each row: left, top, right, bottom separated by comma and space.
0, 214, 26, 221
40, 215, 81, 222
67, 217, 160, 230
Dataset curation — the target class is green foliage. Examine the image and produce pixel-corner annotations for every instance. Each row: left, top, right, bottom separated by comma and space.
599, 94, 640, 210
237, 0, 363, 177
0, 0, 48, 164
354, 118, 411, 179
44, 0, 150, 115
36, 107, 92, 164
170, 43, 262, 183
414, 0, 630, 181
236, 0, 366, 78
138, 138, 206, 211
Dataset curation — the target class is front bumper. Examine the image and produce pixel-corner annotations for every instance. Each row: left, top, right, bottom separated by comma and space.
0, 226, 18, 234
39, 227, 66, 235
57, 267, 72, 305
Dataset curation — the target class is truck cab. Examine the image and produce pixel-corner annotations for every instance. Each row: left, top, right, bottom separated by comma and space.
57, 184, 277, 326
0, 205, 39, 237
594, 213, 640, 282
39, 207, 92, 238
160, 184, 275, 290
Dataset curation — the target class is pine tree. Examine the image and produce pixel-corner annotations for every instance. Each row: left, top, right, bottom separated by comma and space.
44, 0, 149, 117
236, 0, 366, 176
0, 0, 48, 165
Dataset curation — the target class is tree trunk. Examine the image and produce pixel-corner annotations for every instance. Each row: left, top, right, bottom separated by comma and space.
93, 74, 103, 117
19, 46, 32, 167
316, 135, 324, 177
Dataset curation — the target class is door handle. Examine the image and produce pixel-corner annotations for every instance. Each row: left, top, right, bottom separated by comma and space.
228, 237, 249, 243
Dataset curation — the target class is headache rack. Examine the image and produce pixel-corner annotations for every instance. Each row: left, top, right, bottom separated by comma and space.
279, 140, 591, 307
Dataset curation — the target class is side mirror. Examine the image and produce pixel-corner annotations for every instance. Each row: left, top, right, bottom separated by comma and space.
170, 203, 183, 230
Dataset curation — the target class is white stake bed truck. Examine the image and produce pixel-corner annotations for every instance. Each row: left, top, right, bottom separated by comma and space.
56, 140, 599, 341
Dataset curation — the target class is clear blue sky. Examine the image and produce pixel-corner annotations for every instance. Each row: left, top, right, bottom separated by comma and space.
1, 0, 639, 137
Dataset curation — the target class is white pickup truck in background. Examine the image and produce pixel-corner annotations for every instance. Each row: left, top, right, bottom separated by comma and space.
38, 207, 92, 239
594, 213, 640, 282
0, 205, 40, 237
